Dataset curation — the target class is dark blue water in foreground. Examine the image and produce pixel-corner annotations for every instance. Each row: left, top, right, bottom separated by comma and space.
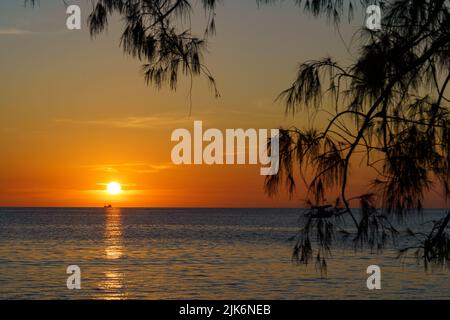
0, 208, 449, 299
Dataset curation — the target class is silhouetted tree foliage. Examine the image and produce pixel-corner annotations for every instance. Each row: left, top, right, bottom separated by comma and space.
265, 0, 450, 274
26, 0, 450, 273
26, 0, 221, 109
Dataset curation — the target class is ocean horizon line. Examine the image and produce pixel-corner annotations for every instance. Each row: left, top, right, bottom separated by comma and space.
0, 206, 449, 210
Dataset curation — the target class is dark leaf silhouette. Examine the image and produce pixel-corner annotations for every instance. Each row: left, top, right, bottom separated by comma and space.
266, 0, 450, 271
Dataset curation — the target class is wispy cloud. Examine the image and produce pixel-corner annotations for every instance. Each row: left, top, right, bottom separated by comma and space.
81, 162, 173, 174
0, 28, 33, 35
55, 116, 192, 129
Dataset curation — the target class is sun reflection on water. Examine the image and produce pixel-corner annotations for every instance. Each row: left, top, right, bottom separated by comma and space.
104, 208, 123, 260
99, 208, 126, 299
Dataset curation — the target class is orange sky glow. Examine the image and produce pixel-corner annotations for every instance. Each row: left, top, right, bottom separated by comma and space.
0, 1, 447, 208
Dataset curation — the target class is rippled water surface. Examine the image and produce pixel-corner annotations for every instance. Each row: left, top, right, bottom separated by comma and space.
0, 208, 449, 299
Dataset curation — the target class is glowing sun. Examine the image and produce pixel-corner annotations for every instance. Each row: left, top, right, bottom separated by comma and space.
107, 182, 122, 195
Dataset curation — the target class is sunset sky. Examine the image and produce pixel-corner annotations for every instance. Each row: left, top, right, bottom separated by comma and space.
0, 1, 446, 207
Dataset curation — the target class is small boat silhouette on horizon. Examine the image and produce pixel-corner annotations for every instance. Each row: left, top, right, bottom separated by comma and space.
104, 204, 112, 208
